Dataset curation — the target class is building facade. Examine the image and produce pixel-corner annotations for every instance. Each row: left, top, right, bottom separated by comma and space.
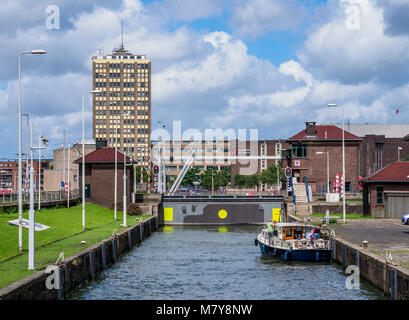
335, 123, 409, 177
286, 122, 362, 193
92, 44, 151, 165
75, 147, 134, 209
230, 139, 289, 191
0, 160, 49, 191
151, 139, 234, 178
362, 162, 409, 218
43, 141, 96, 191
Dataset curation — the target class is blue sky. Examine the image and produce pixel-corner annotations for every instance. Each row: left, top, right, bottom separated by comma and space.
1, 0, 409, 159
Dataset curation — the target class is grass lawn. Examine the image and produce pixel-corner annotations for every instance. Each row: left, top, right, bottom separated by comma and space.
0, 203, 150, 289
311, 213, 373, 220
345, 199, 363, 204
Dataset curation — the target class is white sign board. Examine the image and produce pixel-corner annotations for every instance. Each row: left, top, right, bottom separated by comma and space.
326, 193, 340, 203
8, 218, 50, 231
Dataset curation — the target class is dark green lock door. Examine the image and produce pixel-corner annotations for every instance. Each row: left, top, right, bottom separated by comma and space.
85, 184, 91, 198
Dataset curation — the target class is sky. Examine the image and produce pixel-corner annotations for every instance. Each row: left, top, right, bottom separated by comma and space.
1, 0, 409, 159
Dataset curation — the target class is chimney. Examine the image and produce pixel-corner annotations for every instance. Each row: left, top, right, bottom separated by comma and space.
305, 122, 317, 136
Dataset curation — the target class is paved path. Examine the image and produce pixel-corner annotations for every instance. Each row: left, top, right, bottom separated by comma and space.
332, 220, 409, 268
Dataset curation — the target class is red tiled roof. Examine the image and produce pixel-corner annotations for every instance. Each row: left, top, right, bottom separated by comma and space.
288, 125, 361, 140
364, 162, 409, 182
74, 147, 133, 164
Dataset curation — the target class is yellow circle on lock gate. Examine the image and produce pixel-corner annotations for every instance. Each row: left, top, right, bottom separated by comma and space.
218, 209, 228, 219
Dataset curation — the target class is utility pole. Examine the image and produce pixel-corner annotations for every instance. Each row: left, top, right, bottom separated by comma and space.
67, 143, 70, 208
62, 129, 66, 193
28, 166, 35, 270
29, 136, 47, 270
38, 133, 41, 210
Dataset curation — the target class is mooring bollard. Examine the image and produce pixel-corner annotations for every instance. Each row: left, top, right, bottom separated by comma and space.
362, 240, 368, 248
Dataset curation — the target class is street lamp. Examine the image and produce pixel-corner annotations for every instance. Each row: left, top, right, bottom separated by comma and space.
37, 135, 48, 210
123, 146, 133, 227
157, 121, 166, 194
212, 170, 216, 196
22, 114, 29, 192
82, 90, 100, 229
328, 103, 346, 224
29, 135, 47, 270
398, 147, 403, 162
316, 151, 330, 198
114, 111, 129, 221
18, 49, 46, 251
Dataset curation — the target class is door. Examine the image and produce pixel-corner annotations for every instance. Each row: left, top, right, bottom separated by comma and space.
85, 184, 91, 198
387, 194, 409, 219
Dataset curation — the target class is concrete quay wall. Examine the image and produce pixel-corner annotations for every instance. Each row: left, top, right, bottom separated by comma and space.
288, 214, 409, 300
0, 216, 159, 300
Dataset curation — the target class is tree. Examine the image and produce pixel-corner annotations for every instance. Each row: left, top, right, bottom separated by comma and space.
135, 165, 150, 183
200, 169, 230, 190
245, 174, 260, 188
181, 168, 201, 187
234, 174, 246, 189
260, 164, 285, 188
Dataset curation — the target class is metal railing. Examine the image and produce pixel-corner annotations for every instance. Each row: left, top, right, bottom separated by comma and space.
1, 189, 80, 205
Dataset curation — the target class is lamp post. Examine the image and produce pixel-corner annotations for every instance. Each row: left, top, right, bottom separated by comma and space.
398, 147, 402, 161
18, 49, 46, 251
67, 143, 71, 208
212, 170, 216, 196
328, 103, 345, 224
37, 134, 48, 210
22, 114, 29, 192
82, 90, 100, 229
114, 111, 129, 221
316, 151, 330, 198
123, 147, 133, 227
29, 136, 47, 270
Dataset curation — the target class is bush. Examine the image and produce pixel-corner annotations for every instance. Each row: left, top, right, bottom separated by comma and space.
5, 207, 17, 214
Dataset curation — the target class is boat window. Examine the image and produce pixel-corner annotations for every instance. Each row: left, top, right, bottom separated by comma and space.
286, 228, 293, 238
294, 227, 303, 239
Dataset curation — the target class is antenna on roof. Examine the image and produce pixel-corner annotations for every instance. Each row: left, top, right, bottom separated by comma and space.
120, 20, 124, 50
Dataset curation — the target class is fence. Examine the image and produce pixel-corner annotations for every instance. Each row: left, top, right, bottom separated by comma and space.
1, 189, 80, 206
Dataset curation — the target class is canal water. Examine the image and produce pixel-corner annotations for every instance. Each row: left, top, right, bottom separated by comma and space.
72, 225, 386, 300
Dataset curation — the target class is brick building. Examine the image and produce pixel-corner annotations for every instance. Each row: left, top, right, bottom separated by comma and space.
286, 122, 362, 193
43, 141, 96, 191
362, 162, 409, 218
0, 159, 49, 191
335, 124, 409, 177
75, 147, 134, 209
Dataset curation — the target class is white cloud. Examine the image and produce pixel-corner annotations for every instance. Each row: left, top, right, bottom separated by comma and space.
298, 0, 409, 85
2, 0, 409, 157
230, 0, 306, 37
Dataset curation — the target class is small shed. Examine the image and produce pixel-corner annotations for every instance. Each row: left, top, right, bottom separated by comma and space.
75, 147, 134, 209
362, 162, 409, 218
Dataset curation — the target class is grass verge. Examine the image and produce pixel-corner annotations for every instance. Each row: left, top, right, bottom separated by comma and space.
0, 203, 150, 289
311, 213, 373, 220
